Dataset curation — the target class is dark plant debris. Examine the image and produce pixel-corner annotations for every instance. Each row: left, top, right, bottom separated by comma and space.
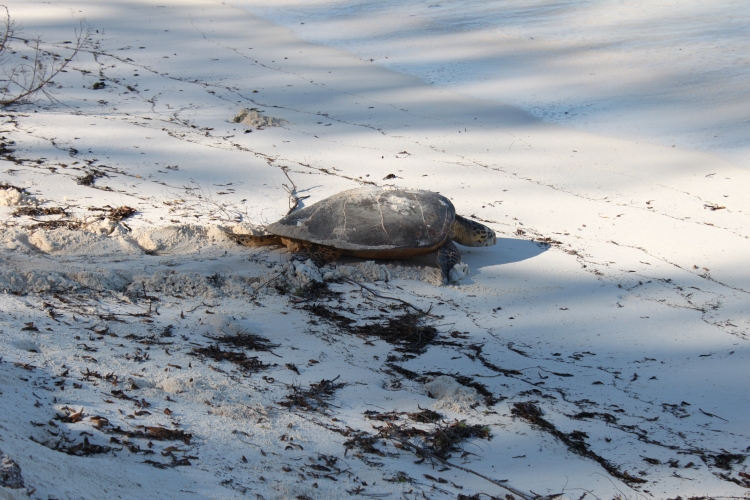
457, 495, 508, 500
706, 452, 745, 470
36, 415, 191, 460
353, 312, 438, 354
343, 430, 385, 458
571, 411, 618, 424
292, 280, 342, 302
364, 410, 403, 422
407, 408, 443, 424
301, 286, 437, 354
76, 169, 106, 186
204, 329, 279, 352
54, 406, 85, 423
88, 205, 136, 222
31, 434, 113, 457
303, 303, 354, 327
189, 344, 272, 373
364, 408, 443, 424
105, 425, 192, 445
403, 419, 489, 459
26, 217, 84, 231
0, 181, 25, 192
15, 204, 136, 230
511, 402, 646, 484
278, 376, 345, 412
463, 344, 523, 377
109, 205, 136, 222
348, 415, 492, 461
12, 206, 67, 217
144, 454, 193, 469
361, 419, 491, 461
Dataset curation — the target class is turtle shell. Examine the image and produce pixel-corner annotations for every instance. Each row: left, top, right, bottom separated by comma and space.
267, 187, 455, 252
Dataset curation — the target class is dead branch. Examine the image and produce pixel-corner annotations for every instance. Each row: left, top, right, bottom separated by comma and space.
342, 278, 430, 315
381, 427, 537, 500
0, 8, 91, 106
0, 6, 12, 56
281, 166, 308, 216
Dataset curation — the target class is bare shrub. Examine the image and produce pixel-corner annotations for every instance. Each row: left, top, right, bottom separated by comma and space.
0, 6, 90, 106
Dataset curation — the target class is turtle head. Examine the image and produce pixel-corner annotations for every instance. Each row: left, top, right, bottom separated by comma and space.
451, 215, 496, 247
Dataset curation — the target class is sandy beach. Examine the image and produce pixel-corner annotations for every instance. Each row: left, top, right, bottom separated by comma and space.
0, 1, 748, 498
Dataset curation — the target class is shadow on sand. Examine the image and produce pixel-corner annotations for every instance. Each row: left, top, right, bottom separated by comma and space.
334, 236, 547, 280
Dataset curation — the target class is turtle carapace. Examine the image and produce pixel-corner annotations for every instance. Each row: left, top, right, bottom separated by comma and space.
228, 187, 496, 284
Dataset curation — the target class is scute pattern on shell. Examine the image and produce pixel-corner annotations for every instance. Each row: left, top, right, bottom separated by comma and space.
267, 187, 455, 251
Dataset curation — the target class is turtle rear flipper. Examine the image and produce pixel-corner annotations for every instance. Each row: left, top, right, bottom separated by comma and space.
437, 240, 461, 285
283, 238, 343, 268
225, 232, 282, 247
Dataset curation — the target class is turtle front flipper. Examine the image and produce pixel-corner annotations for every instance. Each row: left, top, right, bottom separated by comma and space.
225, 232, 282, 247
437, 240, 461, 285
281, 237, 343, 268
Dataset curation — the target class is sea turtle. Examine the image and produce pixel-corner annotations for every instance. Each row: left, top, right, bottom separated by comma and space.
228, 187, 496, 284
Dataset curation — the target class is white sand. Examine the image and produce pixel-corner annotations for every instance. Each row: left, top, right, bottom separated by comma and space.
229, 0, 750, 168
0, 0, 747, 499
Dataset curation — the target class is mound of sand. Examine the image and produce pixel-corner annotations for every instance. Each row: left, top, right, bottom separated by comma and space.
231, 108, 287, 128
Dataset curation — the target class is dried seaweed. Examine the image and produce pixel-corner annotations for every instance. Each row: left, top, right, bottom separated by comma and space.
363, 420, 531, 498
571, 411, 618, 424
26, 219, 83, 231
364, 410, 403, 422
511, 402, 646, 485
204, 330, 279, 351
348, 417, 491, 461
407, 408, 443, 424
302, 288, 437, 355
56, 436, 113, 456
402, 420, 490, 459
54, 407, 85, 423
354, 312, 437, 354
364, 408, 443, 424
12, 206, 67, 217
85, 205, 136, 221
344, 431, 385, 457
303, 303, 354, 327
385, 363, 422, 381
0, 181, 25, 192
189, 344, 272, 373
106, 206, 136, 221
106, 425, 192, 445
144, 454, 192, 468
291, 280, 342, 302
278, 376, 345, 412
84, 205, 137, 221
464, 344, 523, 377
76, 169, 106, 186
706, 452, 746, 470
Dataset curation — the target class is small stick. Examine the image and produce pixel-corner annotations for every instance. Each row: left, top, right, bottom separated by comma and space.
343, 278, 429, 315
382, 429, 537, 499
281, 167, 309, 215
253, 271, 284, 291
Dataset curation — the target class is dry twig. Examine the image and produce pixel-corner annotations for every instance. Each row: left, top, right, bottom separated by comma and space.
0, 7, 91, 105
281, 166, 309, 216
